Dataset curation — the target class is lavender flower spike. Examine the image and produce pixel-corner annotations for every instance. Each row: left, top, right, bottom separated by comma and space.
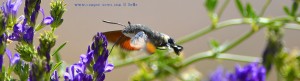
91, 32, 113, 81
210, 62, 266, 81
66, 32, 113, 81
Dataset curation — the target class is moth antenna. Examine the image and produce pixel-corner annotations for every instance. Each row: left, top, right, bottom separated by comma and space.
102, 20, 126, 27
128, 21, 131, 25
109, 35, 124, 54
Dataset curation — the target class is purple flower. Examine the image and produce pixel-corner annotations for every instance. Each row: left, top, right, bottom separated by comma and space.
90, 32, 113, 81
80, 48, 93, 65
5, 48, 20, 66
64, 63, 92, 81
91, 32, 108, 55
51, 70, 59, 81
0, 54, 3, 72
24, 0, 41, 25
93, 49, 114, 81
40, 8, 53, 25
1, 0, 22, 18
210, 62, 266, 81
9, 19, 34, 44
65, 32, 113, 81
23, 27, 34, 44
210, 67, 227, 81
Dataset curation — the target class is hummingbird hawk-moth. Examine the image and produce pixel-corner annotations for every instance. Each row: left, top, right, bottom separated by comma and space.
102, 20, 183, 55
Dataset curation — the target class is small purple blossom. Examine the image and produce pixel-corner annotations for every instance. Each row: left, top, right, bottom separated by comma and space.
40, 8, 53, 25
210, 62, 266, 81
210, 67, 227, 81
23, 27, 34, 44
1, 0, 22, 18
64, 63, 92, 81
51, 70, 59, 81
9, 19, 34, 44
5, 48, 20, 66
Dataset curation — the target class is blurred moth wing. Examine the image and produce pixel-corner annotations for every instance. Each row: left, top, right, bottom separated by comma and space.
130, 31, 148, 49
103, 30, 156, 54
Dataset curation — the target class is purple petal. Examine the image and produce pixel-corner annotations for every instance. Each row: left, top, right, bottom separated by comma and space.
64, 67, 73, 80
30, 11, 37, 23
96, 74, 105, 81
51, 70, 59, 81
0, 55, 3, 72
11, 53, 20, 66
12, 0, 22, 16
104, 63, 114, 73
23, 27, 34, 44
5, 48, 12, 63
5, 0, 12, 14
43, 16, 54, 25
210, 67, 225, 81
17, 15, 25, 23
40, 8, 45, 18
80, 54, 87, 64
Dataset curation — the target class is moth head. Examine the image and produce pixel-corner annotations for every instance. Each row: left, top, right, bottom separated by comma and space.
168, 38, 183, 55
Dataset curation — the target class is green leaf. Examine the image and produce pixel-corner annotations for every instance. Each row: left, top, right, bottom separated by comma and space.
205, 0, 218, 12
246, 3, 257, 19
52, 42, 67, 56
0, 67, 6, 81
235, 0, 245, 17
51, 61, 62, 74
209, 39, 220, 49
283, 6, 290, 15
291, 2, 299, 16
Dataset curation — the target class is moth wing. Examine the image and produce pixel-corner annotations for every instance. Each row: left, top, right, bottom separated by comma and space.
103, 30, 156, 54
130, 31, 148, 49
103, 30, 140, 51
103, 30, 124, 43
146, 41, 156, 54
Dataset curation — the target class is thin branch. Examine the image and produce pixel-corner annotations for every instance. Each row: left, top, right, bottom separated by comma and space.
180, 29, 259, 67
177, 18, 250, 45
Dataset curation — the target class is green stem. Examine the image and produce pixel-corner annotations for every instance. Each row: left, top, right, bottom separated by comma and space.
259, 0, 272, 16
285, 23, 300, 30
180, 29, 258, 67
177, 16, 295, 45
216, 53, 260, 62
180, 51, 214, 67
220, 30, 256, 53
177, 18, 250, 45
180, 51, 259, 67
218, 0, 230, 17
